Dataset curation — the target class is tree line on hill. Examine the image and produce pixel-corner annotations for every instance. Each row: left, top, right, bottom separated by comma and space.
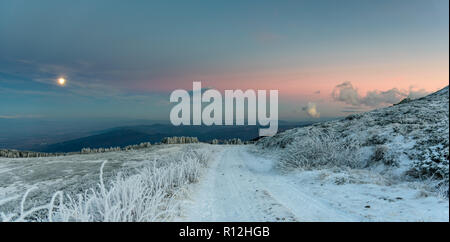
0, 136, 254, 158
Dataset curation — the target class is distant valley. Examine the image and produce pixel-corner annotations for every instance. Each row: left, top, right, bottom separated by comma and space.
0, 120, 320, 153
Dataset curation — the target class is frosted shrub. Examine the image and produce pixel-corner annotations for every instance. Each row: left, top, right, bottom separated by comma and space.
161, 136, 199, 144
278, 129, 362, 170
257, 130, 296, 149
0, 187, 63, 222
406, 145, 449, 198
408, 154, 449, 180
368, 145, 399, 167
55, 171, 173, 222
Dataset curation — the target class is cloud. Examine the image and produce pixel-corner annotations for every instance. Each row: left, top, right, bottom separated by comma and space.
331, 82, 361, 106
332, 82, 430, 107
302, 102, 320, 118
408, 87, 429, 99
363, 88, 406, 106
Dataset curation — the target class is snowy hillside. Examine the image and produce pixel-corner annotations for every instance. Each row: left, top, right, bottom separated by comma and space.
257, 86, 449, 198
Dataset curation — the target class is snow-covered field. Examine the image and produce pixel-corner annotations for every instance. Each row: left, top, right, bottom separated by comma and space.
0, 144, 217, 221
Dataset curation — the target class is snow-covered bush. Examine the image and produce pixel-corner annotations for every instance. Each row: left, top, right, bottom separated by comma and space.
209, 138, 247, 145
368, 145, 399, 167
277, 129, 362, 170
407, 145, 449, 198
161, 136, 199, 144
124, 142, 152, 151
0, 149, 60, 158
408, 148, 448, 180
223, 138, 243, 145
364, 135, 387, 146
1, 146, 212, 222
81, 146, 122, 154
210, 139, 220, 144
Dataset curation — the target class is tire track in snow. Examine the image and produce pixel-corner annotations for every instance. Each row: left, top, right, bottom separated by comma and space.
238, 147, 360, 221
181, 146, 297, 221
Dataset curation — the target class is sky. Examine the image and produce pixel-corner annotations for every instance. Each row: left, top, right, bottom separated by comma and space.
0, 0, 448, 122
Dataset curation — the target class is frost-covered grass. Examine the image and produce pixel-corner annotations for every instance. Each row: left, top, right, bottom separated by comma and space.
277, 129, 362, 170
0, 145, 213, 222
257, 86, 449, 198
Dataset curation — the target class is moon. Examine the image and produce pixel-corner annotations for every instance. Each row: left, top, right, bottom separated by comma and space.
58, 78, 66, 86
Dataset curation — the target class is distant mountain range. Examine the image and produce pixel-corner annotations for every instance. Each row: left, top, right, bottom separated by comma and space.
36, 121, 317, 153
0, 118, 168, 152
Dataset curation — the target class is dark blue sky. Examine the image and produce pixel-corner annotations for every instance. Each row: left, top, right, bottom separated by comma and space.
0, 0, 448, 121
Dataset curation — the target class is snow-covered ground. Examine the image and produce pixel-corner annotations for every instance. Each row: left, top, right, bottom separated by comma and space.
179, 145, 448, 222
0, 144, 448, 221
0, 144, 215, 221
0, 145, 180, 210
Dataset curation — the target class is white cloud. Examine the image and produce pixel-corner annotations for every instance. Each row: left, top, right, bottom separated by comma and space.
332, 82, 430, 107
408, 87, 429, 99
302, 102, 320, 118
332, 82, 361, 106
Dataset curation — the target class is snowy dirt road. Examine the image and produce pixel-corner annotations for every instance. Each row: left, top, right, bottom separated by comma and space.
181, 146, 357, 222
180, 145, 449, 222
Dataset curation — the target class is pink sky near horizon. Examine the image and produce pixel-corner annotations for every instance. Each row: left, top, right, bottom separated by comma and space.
135, 61, 448, 103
